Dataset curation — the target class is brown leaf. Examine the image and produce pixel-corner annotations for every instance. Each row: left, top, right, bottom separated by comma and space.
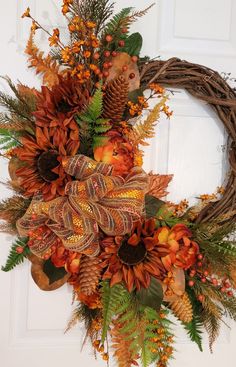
29, 254, 70, 291
106, 52, 140, 92
147, 172, 173, 199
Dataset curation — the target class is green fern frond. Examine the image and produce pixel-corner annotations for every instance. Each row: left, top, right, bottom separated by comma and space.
1, 237, 30, 272
0, 128, 21, 151
103, 7, 133, 36
81, 87, 103, 121
101, 280, 129, 343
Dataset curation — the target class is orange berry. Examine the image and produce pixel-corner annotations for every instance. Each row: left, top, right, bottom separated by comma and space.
197, 294, 205, 302
104, 50, 111, 58
93, 52, 100, 60
103, 62, 109, 69
121, 27, 128, 33
188, 280, 195, 287
105, 34, 113, 42
129, 72, 135, 79
131, 55, 138, 62
16, 246, 24, 254
103, 71, 109, 77
112, 51, 117, 57
118, 40, 125, 47
122, 65, 128, 72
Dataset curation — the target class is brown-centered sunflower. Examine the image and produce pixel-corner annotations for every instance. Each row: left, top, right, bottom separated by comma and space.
100, 219, 170, 292
33, 75, 89, 131
14, 125, 77, 201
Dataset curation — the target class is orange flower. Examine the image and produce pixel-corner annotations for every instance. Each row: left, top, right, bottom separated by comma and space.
51, 243, 81, 273
83, 50, 91, 58
157, 224, 199, 271
86, 21, 96, 29
62, 4, 69, 14
49, 28, 60, 47
31, 21, 39, 34
33, 76, 88, 132
100, 219, 170, 292
22, 7, 31, 18
15, 127, 76, 201
61, 47, 72, 63
94, 131, 134, 177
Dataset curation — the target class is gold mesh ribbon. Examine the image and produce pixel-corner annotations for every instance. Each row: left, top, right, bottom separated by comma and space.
17, 155, 149, 257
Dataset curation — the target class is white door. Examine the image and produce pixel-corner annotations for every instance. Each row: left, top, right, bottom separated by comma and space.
1, 1, 236, 366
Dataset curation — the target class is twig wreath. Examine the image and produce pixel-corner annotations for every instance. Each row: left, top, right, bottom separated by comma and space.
140, 58, 236, 226
0, 2, 236, 367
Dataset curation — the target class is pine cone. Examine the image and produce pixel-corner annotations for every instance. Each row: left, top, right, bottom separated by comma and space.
79, 255, 101, 295
103, 76, 129, 122
169, 293, 193, 323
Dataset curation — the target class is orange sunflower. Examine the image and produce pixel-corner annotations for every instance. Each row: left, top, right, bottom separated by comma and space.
33, 75, 89, 130
14, 125, 78, 201
100, 219, 170, 292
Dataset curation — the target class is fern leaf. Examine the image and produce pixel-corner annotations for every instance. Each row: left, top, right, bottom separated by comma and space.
0, 128, 21, 151
81, 87, 103, 121
103, 7, 133, 36
101, 281, 129, 343
1, 237, 30, 272
25, 31, 61, 88
131, 97, 168, 147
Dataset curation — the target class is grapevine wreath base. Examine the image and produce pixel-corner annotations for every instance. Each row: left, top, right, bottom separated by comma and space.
0, 2, 236, 367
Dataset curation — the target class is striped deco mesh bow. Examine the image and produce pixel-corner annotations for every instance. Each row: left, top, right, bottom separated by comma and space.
17, 155, 149, 258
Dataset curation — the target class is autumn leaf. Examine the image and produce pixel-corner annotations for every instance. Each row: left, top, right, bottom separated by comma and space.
147, 172, 173, 199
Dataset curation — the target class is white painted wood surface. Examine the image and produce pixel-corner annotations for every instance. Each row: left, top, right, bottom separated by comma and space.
0, 1, 236, 366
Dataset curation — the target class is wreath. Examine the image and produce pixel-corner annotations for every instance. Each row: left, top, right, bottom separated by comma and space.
0, 2, 236, 366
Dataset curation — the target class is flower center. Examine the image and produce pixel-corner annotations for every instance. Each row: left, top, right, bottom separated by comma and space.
118, 241, 147, 266
37, 150, 60, 182
57, 99, 72, 113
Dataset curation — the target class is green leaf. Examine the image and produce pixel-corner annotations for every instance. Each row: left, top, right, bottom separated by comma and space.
43, 259, 67, 285
103, 7, 133, 36
80, 87, 103, 121
2, 238, 29, 272
101, 280, 129, 343
136, 277, 163, 310
145, 195, 165, 219
119, 32, 143, 56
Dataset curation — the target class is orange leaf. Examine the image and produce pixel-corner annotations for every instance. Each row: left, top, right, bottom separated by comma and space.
148, 172, 173, 199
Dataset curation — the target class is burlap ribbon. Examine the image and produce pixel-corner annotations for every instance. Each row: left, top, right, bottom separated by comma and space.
17, 155, 149, 257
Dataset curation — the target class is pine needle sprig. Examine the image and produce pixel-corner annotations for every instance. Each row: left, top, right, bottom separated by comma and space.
73, 0, 115, 35
1, 237, 30, 272
0, 195, 31, 229
65, 302, 101, 335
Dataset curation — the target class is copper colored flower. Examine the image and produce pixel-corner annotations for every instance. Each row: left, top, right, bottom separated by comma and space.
100, 219, 170, 292
94, 130, 134, 177
33, 75, 89, 132
156, 224, 199, 271
14, 125, 78, 201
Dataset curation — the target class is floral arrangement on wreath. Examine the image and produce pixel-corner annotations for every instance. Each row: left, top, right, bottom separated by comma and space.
1, 1, 236, 366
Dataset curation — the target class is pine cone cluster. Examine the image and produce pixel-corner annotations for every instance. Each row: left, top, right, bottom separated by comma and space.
169, 293, 193, 323
103, 76, 129, 122
78, 255, 101, 295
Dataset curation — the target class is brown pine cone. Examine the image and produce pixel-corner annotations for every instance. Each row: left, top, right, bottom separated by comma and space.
103, 76, 129, 122
169, 292, 193, 323
78, 255, 101, 295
